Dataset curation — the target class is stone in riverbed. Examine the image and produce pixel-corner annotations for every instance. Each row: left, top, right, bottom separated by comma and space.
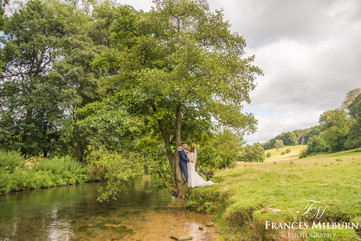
206, 222, 214, 227
170, 234, 193, 240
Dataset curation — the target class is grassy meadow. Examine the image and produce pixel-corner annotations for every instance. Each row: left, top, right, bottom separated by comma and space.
186, 147, 361, 240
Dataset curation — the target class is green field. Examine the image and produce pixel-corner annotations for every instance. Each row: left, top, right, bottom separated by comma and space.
187, 148, 361, 240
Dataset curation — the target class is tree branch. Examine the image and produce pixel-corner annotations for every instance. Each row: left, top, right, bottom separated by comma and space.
157, 167, 178, 197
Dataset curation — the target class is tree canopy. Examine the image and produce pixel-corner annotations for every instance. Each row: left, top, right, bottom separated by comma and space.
81, 0, 262, 197
1, 0, 262, 199
348, 94, 361, 148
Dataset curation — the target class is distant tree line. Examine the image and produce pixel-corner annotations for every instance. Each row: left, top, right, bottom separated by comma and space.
262, 88, 361, 156
262, 126, 320, 150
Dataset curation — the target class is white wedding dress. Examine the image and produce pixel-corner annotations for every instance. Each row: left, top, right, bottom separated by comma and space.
187, 149, 214, 188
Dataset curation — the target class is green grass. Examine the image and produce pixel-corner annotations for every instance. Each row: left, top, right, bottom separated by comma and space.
187, 149, 361, 240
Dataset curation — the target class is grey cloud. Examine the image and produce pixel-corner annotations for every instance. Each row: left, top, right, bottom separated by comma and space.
210, 0, 361, 46
248, 34, 361, 112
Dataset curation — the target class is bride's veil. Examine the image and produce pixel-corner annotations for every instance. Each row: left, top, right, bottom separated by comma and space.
194, 148, 197, 164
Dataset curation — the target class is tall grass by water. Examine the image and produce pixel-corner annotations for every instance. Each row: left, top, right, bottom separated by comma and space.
186, 148, 361, 240
0, 150, 91, 193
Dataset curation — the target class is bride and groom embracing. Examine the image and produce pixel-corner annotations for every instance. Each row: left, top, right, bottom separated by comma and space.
178, 143, 214, 188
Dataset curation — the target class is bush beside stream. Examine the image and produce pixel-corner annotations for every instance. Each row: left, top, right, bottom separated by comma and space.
0, 150, 93, 193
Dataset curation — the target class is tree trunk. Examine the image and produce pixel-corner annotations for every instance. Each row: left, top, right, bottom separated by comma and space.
175, 102, 184, 191
73, 125, 85, 162
72, 111, 86, 163
151, 104, 177, 191
21, 107, 33, 157
152, 102, 184, 197
156, 119, 177, 190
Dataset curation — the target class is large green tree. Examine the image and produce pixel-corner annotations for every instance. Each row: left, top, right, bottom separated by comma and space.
241, 143, 265, 162
341, 88, 361, 110
83, 0, 262, 198
348, 94, 361, 149
306, 135, 329, 153
274, 139, 284, 151
48, 1, 114, 162
0, 0, 108, 159
0, 0, 8, 29
0, 0, 9, 72
319, 109, 352, 152
0, 0, 72, 157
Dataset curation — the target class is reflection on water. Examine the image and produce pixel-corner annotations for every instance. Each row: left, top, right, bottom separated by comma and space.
0, 176, 217, 240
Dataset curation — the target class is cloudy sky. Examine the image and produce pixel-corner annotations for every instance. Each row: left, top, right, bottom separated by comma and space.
119, 0, 361, 144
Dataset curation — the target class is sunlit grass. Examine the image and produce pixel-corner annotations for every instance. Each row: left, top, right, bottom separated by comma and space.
203, 149, 361, 240
264, 145, 307, 162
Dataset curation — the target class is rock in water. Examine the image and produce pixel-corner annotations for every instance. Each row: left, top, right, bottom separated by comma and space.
206, 222, 214, 227
170, 234, 193, 240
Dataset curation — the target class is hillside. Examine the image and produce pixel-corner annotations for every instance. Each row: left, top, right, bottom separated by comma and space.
264, 145, 306, 162
187, 149, 361, 240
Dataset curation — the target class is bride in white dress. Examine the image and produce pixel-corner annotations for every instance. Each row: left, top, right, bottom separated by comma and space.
187, 146, 214, 188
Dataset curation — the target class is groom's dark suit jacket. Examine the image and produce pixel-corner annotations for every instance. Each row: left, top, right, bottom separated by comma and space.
179, 149, 190, 182
179, 150, 190, 164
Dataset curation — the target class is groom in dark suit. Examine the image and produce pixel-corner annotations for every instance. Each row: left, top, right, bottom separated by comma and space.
178, 143, 193, 183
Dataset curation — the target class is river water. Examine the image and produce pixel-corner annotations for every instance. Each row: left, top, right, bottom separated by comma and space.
0, 176, 217, 240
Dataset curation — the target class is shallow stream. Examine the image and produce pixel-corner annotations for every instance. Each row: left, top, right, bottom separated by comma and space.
0, 176, 217, 240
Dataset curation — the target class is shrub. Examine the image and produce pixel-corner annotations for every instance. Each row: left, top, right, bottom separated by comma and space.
299, 147, 308, 158
0, 150, 24, 173
286, 149, 291, 154
185, 186, 229, 213
0, 170, 11, 193
0, 154, 90, 193
281, 151, 286, 155
266, 152, 271, 158
197, 145, 222, 177
36, 157, 90, 184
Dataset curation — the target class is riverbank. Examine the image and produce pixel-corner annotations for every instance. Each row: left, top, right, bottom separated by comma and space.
0, 150, 104, 193
185, 149, 361, 240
